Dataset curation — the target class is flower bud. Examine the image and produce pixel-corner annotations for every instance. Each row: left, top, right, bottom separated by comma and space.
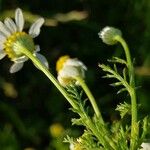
98, 26, 122, 45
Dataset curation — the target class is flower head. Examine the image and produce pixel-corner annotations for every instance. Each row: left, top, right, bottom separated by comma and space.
98, 26, 122, 45
56, 55, 87, 87
69, 143, 83, 150
0, 8, 48, 73
69, 138, 85, 150
49, 123, 64, 138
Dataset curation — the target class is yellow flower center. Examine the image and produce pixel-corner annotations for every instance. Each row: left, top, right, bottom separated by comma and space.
56, 55, 70, 72
62, 77, 74, 85
4, 32, 35, 61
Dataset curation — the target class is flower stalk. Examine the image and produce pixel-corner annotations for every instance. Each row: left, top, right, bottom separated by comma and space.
14, 42, 78, 110
75, 76, 104, 124
114, 35, 138, 149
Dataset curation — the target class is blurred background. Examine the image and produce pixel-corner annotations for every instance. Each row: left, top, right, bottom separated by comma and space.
0, 0, 149, 149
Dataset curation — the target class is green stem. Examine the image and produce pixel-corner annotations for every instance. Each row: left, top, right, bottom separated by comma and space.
115, 36, 132, 78
16, 43, 78, 109
83, 114, 116, 149
17, 43, 108, 147
115, 36, 138, 149
76, 76, 104, 124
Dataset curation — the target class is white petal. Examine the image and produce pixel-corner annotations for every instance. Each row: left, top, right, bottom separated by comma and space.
0, 32, 6, 40
35, 45, 40, 52
57, 75, 68, 87
0, 50, 6, 59
15, 8, 24, 31
13, 56, 28, 63
57, 66, 81, 87
0, 34, 6, 49
141, 142, 150, 150
4, 18, 17, 33
29, 18, 44, 38
69, 144, 75, 150
0, 43, 4, 50
65, 59, 79, 66
59, 66, 79, 78
9, 62, 24, 73
65, 59, 87, 70
0, 21, 11, 37
33, 53, 49, 69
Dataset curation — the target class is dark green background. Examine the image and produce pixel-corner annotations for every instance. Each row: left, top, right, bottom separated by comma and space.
0, 0, 149, 149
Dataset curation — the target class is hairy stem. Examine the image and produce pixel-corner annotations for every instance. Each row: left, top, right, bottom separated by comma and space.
16, 43, 78, 109
115, 36, 138, 149
76, 76, 104, 124
82, 114, 116, 150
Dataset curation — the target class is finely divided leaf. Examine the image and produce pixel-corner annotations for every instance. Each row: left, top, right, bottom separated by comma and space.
116, 102, 131, 118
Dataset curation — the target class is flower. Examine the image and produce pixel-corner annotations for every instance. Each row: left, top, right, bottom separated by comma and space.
56, 55, 87, 87
0, 8, 48, 73
140, 141, 150, 150
70, 143, 75, 150
98, 26, 122, 45
70, 143, 83, 150
69, 139, 85, 150
49, 123, 64, 138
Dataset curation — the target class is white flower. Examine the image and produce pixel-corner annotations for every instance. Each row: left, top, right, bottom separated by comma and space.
98, 26, 122, 45
140, 141, 150, 150
0, 8, 48, 73
56, 55, 87, 87
69, 143, 75, 150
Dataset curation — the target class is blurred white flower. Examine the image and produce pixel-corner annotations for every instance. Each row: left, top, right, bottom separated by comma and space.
98, 26, 122, 45
56, 55, 87, 87
70, 143, 75, 150
140, 141, 150, 150
69, 142, 83, 150
0, 8, 48, 73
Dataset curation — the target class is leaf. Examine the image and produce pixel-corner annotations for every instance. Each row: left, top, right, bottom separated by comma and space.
123, 68, 127, 81
141, 116, 149, 140
115, 102, 131, 118
113, 64, 118, 72
63, 135, 74, 143
99, 64, 112, 72
107, 57, 127, 65
117, 88, 127, 94
69, 107, 79, 113
102, 74, 115, 79
110, 82, 122, 87
143, 116, 149, 132
71, 118, 84, 126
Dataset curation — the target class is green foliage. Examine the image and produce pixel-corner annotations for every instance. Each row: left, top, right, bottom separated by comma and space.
116, 102, 131, 118
0, 125, 20, 150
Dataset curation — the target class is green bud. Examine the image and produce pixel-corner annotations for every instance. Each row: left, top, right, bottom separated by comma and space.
98, 26, 122, 45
